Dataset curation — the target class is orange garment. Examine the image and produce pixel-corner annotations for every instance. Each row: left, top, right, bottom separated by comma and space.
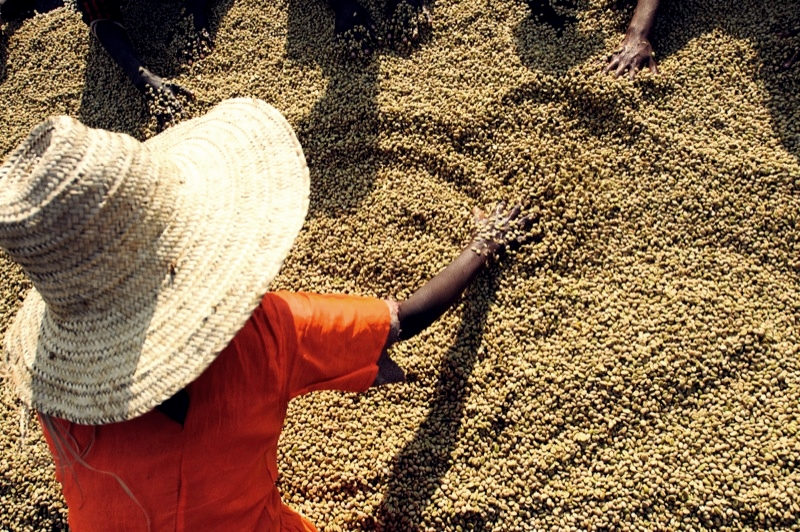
39, 291, 391, 531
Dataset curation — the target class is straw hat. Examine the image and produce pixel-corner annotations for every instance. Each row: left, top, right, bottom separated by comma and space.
0, 98, 310, 424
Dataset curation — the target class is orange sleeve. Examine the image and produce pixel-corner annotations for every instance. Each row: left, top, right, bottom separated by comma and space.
258, 291, 391, 400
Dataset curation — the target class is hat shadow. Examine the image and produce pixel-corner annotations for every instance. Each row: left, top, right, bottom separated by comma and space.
77, 0, 234, 137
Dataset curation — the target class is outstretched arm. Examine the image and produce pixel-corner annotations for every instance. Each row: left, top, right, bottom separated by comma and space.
396, 243, 490, 341
372, 202, 531, 386
604, 0, 660, 79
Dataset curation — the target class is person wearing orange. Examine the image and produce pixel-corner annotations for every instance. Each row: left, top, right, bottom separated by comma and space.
0, 98, 531, 530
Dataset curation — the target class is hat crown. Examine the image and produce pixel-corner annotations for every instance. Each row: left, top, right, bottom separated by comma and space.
2, 99, 310, 424
0, 116, 179, 317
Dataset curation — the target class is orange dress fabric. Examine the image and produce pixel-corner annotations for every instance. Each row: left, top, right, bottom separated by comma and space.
39, 291, 391, 531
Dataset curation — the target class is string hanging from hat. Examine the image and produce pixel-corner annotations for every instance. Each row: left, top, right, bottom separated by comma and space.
39, 414, 152, 531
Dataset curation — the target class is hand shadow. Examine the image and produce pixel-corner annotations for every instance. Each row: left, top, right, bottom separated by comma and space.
372, 270, 502, 531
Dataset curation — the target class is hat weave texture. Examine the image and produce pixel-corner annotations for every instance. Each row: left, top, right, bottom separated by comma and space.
0, 98, 310, 424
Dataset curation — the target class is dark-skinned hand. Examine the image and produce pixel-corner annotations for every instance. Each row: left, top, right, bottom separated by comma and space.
471, 201, 534, 256
330, 0, 376, 56
135, 68, 195, 132
604, 34, 659, 80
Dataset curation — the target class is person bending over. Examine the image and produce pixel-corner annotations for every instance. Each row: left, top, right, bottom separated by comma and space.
0, 98, 532, 531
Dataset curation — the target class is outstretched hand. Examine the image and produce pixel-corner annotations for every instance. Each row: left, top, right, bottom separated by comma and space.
471, 201, 534, 256
395, 200, 533, 342
604, 34, 659, 80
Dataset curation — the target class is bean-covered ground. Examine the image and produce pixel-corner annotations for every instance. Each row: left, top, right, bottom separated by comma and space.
1, 0, 799, 530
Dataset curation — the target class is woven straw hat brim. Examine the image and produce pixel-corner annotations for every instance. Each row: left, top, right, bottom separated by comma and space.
3, 98, 309, 424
